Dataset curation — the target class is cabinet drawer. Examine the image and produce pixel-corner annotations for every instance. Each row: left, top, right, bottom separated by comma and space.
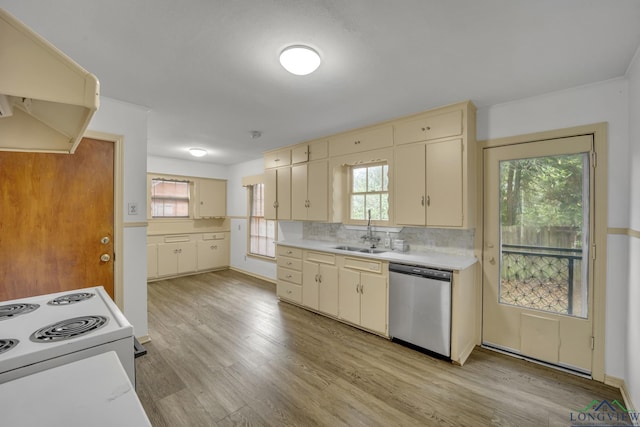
329, 126, 392, 156
277, 246, 302, 259
305, 251, 335, 265
264, 149, 291, 169
343, 257, 384, 274
202, 232, 226, 241
394, 110, 462, 145
277, 281, 302, 303
277, 256, 302, 271
164, 235, 191, 243
278, 267, 302, 285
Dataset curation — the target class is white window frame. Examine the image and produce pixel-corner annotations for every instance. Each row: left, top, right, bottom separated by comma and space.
150, 177, 191, 218
248, 183, 276, 259
348, 162, 390, 224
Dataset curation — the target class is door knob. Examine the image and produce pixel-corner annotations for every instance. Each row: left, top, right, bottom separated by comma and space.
100, 236, 110, 244
100, 254, 111, 262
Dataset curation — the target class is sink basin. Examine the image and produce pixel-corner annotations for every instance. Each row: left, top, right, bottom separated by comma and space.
333, 245, 363, 251
333, 245, 386, 254
358, 248, 387, 254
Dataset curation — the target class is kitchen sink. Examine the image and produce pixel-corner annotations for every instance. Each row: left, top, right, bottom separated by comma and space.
333, 245, 386, 254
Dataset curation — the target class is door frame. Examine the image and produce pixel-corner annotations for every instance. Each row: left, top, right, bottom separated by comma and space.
475, 122, 608, 381
85, 130, 124, 310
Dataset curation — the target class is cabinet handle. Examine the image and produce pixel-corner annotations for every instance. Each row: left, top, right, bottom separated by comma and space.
286, 250, 292, 255
318, 275, 322, 284
213, 245, 218, 250
314, 274, 319, 283
421, 126, 431, 131
286, 261, 292, 266
286, 289, 292, 294
273, 201, 278, 208
275, 158, 280, 162
421, 196, 425, 207
355, 283, 359, 293
286, 274, 292, 279
427, 195, 431, 206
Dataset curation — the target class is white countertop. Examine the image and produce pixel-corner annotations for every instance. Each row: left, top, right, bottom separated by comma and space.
277, 239, 477, 271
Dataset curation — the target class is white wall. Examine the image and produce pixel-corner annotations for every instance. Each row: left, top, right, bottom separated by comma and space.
477, 78, 630, 379
625, 46, 640, 409
147, 156, 228, 179
226, 158, 277, 280
88, 97, 149, 338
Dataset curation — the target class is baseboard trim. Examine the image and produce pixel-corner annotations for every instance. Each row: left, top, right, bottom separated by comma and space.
136, 334, 151, 344
229, 266, 276, 284
605, 375, 638, 425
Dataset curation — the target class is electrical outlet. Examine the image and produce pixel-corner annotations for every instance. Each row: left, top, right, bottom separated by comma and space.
128, 203, 138, 215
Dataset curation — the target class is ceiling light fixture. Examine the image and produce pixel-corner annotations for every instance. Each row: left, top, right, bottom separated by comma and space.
188, 148, 207, 157
279, 45, 321, 76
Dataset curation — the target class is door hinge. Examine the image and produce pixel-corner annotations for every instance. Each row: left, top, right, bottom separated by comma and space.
591, 151, 597, 168
591, 336, 595, 350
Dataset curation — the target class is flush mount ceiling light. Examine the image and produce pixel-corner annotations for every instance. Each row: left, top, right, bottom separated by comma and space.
188, 148, 207, 157
279, 45, 321, 76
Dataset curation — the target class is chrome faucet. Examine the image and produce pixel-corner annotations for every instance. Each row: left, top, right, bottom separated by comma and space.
361, 209, 381, 248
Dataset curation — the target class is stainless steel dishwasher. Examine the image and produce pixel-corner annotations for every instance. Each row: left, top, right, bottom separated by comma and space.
388, 263, 452, 358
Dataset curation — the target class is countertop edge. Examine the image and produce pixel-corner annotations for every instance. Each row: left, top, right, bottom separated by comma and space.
276, 239, 477, 271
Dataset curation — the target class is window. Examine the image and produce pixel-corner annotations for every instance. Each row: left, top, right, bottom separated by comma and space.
349, 163, 389, 221
249, 183, 276, 258
151, 178, 190, 218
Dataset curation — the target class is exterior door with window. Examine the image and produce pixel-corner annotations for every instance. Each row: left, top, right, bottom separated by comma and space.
482, 135, 595, 374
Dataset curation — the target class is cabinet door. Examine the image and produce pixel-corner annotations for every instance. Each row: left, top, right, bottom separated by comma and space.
264, 168, 277, 220
197, 237, 228, 270
157, 243, 179, 276
306, 160, 328, 221
302, 260, 320, 309
277, 167, 291, 220
198, 179, 226, 218
394, 144, 426, 225
330, 126, 393, 157
426, 139, 463, 227
147, 244, 158, 279
291, 164, 308, 220
264, 149, 291, 169
177, 241, 197, 274
338, 267, 361, 325
291, 145, 309, 164
394, 110, 462, 145
318, 263, 338, 317
360, 272, 387, 334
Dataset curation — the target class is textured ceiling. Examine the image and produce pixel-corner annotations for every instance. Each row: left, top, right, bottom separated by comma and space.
2, 1, 640, 164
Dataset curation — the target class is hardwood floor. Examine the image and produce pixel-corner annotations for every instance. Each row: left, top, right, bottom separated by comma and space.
137, 270, 629, 426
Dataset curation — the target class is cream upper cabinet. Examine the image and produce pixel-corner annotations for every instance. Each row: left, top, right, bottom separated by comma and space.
329, 126, 393, 157
292, 139, 329, 164
264, 167, 291, 221
195, 178, 226, 218
302, 251, 338, 316
291, 160, 328, 221
394, 110, 463, 145
264, 149, 291, 169
394, 139, 464, 227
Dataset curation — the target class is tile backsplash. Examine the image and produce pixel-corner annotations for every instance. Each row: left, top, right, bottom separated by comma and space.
302, 222, 475, 256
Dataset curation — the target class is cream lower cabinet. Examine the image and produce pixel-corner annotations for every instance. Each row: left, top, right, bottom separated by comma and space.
157, 239, 197, 277
147, 244, 158, 279
394, 139, 463, 227
337, 256, 388, 335
302, 251, 338, 317
276, 246, 303, 303
196, 233, 229, 270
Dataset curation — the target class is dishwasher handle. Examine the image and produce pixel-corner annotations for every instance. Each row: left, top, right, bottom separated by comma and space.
389, 263, 452, 281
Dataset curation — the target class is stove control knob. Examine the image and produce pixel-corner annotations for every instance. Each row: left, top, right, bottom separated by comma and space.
100, 254, 111, 262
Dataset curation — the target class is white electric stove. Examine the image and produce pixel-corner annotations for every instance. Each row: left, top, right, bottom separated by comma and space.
0, 286, 135, 385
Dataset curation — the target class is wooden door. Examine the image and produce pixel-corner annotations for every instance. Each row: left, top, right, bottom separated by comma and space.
0, 138, 115, 300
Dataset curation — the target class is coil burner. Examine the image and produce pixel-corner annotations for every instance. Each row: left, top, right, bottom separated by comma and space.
30, 316, 108, 343
0, 339, 19, 355
48, 292, 95, 306
0, 304, 39, 321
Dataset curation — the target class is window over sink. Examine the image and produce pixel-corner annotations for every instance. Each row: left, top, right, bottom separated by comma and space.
349, 163, 389, 222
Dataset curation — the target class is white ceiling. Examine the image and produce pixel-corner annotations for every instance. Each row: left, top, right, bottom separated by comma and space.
2, 1, 640, 165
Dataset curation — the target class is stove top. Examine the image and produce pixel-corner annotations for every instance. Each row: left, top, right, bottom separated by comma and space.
0, 287, 133, 375
0, 303, 40, 321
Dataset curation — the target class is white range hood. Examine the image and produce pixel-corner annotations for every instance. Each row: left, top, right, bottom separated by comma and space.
0, 8, 99, 154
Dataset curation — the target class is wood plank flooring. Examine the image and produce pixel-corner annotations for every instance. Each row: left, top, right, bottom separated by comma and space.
136, 270, 629, 426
